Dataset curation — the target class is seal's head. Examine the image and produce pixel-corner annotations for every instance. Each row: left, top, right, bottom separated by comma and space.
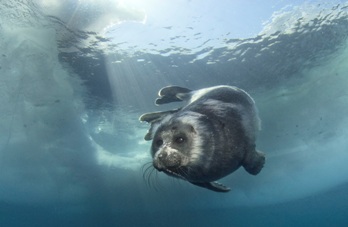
150, 113, 203, 181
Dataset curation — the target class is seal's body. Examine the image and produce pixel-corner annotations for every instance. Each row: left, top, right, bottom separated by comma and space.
140, 85, 265, 192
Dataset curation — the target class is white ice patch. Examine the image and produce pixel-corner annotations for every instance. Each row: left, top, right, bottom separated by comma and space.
93, 136, 149, 170
33, 0, 146, 33
0, 26, 90, 204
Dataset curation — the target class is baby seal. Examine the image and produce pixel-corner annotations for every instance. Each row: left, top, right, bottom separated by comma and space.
139, 85, 265, 192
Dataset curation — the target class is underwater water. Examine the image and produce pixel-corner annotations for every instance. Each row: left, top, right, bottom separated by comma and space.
1, 0, 348, 226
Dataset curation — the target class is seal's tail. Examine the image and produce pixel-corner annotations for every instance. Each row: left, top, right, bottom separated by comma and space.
242, 149, 265, 175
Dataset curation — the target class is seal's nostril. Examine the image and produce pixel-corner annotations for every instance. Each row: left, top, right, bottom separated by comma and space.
158, 152, 167, 161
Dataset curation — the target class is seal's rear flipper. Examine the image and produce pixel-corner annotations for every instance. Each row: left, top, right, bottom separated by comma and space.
156, 86, 192, 105
242, 149, 265, 175
191, 181, 230, 192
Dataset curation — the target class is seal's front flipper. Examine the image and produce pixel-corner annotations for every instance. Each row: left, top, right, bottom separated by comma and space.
191, 181, 230, 192
156, 86, 192, 105
139, 109, 179, 123
140, 109, 179, 140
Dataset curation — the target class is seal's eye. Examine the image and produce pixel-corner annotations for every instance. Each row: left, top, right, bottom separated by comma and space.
174, 136, 185, 144
155, 139, 163, 147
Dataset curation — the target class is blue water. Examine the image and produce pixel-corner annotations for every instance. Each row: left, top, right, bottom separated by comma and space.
1, 0, 348, 226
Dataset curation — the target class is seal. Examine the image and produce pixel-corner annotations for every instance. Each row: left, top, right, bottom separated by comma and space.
139, 85, 265, 192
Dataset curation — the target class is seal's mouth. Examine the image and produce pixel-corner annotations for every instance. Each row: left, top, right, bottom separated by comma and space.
154, 164, 188, 181
163, 167, 187, 180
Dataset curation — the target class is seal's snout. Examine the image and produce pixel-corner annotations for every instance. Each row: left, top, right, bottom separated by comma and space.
153, 151, 182, 171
